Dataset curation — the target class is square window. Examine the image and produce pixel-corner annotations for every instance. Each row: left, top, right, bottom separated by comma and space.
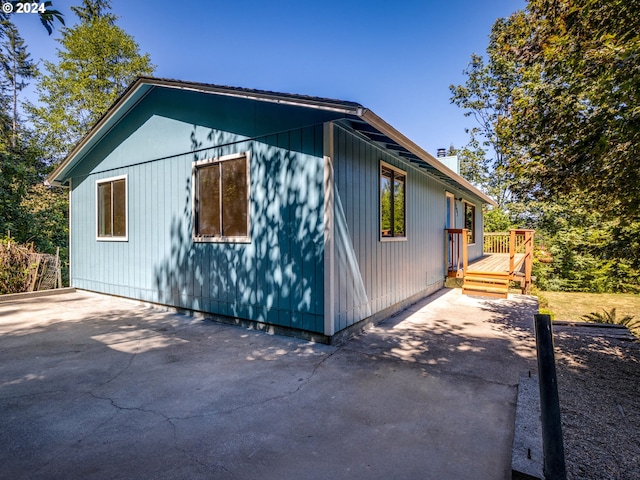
96, 176, 127, 241
193, 152, 250, 242
380, 162, 406, 239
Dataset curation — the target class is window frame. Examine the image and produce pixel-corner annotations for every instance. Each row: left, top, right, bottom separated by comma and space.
379, 161, 407, 242
192, 151, 251, 243
464, 201, 476, 245
95, 174, 128, 242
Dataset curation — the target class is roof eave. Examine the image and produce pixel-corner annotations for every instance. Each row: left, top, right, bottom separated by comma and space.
46, 76, 366, 187
46, 76, 498, 208
358, 109, 497, 207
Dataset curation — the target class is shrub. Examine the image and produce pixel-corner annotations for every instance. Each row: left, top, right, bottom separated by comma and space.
582, 308, 640, 336
0, 238, 37, 294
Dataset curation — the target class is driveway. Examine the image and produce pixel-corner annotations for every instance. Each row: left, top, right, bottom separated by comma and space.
0, 289, 538, 479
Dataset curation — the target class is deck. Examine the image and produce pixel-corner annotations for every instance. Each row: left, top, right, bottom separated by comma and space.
446, 229, 535, 298
468, 253, 526, 275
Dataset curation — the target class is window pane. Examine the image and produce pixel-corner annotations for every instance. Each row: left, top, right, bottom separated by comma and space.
221, 157, 248, 237
380, 168, 392, 237
393, 175, 405, 236
465, 204, 475, 243
112, 179, 127, 237
197, 164, 221, 236
98, 182, 112, 237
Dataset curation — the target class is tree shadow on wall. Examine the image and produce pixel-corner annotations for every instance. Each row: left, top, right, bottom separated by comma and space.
152, 125, 325, 333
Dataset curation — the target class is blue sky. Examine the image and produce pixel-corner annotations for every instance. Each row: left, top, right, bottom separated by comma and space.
12, 0, 526, 155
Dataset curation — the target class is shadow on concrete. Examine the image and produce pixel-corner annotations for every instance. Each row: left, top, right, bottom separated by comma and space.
343, 289, 539, 385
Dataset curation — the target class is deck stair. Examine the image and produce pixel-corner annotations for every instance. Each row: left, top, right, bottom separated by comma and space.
446, 229, 535, 299
462, 271, 510, 299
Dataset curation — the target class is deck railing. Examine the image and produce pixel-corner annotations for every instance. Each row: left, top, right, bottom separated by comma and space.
484, 232, 528, 254
445, 228, 468, 278
447, 228, 535, 294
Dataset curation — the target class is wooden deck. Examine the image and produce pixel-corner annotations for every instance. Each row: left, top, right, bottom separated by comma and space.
467, 253, 526, 274
446, 229, 534, 298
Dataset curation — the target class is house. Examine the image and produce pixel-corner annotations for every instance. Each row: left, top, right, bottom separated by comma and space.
47, 77, 496, 343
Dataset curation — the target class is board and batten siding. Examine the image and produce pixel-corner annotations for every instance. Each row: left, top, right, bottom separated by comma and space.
69, 102, 327, 333
331, 125, 448, 331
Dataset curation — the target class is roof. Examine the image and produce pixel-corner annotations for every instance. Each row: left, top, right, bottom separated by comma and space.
46, 76, 496, 206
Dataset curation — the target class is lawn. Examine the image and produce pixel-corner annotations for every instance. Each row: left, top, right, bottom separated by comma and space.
538, 290, 640, 322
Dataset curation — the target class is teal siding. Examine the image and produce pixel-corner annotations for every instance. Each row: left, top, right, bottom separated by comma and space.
332, 125, 484, 329
69, 92, 328, 333
66, 86, 487, 337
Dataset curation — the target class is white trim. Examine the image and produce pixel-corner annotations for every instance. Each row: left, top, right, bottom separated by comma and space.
380, 237, 408, 243
192, 151, 251, 243
360, 109, 497, 207
463, 200, 477, 246
95, 174, 128, 242
323, 122, 335, 337
445, 192, 455, 229
68, 178, 72, 285
379, 160, 407, 242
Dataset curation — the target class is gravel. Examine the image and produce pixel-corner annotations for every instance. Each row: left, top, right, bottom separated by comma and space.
552, 324, 640, 480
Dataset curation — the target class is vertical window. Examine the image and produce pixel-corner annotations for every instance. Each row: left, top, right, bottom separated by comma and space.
465, 202, 476, 244
380, 162, 406, 239
96, 176, 127, 240
193, 152, 250, 242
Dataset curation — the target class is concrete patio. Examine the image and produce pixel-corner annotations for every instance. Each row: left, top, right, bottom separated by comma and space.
0, 288, 538, 479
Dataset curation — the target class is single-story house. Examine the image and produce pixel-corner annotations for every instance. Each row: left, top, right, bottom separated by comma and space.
47, 77, 496, 343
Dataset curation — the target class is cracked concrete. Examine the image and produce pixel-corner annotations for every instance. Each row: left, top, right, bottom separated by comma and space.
0, 289, 538, 479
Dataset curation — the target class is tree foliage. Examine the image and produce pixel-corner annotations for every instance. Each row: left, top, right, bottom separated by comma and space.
451, 0, 640, 293
0, 1, 152, 291
0, 2, 65, 37
27, 0, 154, 161
490, 0, 640, 218
0, 20, 38, 147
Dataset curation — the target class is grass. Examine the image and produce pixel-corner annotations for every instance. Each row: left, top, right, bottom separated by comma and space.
538, 291, 640, 324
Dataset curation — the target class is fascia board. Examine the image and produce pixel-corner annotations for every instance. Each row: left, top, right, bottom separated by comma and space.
359, 109, 498, 207
46, 77, 364, 187
46, 81, 154, 186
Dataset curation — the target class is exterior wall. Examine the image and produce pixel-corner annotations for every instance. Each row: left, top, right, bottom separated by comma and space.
331, 126, 440, 330
331, 125, 486, 330
68, 89, 331, 333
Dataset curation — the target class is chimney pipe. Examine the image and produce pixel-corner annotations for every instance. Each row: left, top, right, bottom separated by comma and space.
437, 148, 446, 158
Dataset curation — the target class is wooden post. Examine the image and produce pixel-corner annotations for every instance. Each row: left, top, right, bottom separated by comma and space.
445, 229, 450, 276
28, 255, 41, 292
509, 229, 516, 276
524, 231, 534, 294
55, 247, 62, 289
462, 228, 468, 275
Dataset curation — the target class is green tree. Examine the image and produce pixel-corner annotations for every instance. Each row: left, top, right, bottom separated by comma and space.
27, 0, 154, 161
71, 0, 114, 23
0, 1, 64, 36
451, 0, 640, 292
489, 0, 640, 220
0, 20, 38, 148
450, 54, 518, 209
447, 135, 489, 190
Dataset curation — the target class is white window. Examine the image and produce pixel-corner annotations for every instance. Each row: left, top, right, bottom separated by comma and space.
193, 152, 250, 242
96, 175, 128, 241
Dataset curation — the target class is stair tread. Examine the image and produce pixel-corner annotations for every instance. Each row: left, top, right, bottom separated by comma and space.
463, 284, 510, 294
464, 277, 510, 284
